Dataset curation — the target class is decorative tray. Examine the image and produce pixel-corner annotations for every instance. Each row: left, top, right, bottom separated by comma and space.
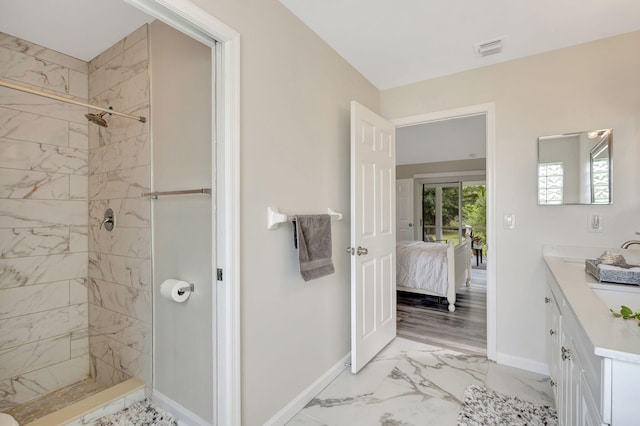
585, 259, 640, 285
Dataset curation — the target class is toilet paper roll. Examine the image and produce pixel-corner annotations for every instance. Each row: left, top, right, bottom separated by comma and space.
160, 279, 191, 303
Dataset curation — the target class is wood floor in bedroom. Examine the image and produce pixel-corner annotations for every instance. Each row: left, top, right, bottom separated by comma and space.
396, 266, 487, 355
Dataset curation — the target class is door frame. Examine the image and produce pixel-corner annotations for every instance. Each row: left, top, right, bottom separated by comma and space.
392, 103, 497, 361
124, 0, 241, 424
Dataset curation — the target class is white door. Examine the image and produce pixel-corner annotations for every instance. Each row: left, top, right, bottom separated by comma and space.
396, 179, 415, 241
350, 101, 396, 373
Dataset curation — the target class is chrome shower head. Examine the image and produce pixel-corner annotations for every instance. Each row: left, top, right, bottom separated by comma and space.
85, 111, 108, 127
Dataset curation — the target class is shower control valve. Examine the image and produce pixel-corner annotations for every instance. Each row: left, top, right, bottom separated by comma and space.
100, 208, 116, 232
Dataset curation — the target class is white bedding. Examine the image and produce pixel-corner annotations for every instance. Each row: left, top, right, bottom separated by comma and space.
396, 240, 448, 296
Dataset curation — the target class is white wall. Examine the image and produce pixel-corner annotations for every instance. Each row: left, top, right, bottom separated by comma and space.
187, 1, 380, 424
381, 30, 640, 371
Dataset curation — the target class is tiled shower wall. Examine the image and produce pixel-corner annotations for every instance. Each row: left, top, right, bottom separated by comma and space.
87, 25, 152, 387
0, 33, 90, 409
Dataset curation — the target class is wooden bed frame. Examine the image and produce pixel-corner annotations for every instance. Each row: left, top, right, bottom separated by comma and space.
396, 240, 472, 312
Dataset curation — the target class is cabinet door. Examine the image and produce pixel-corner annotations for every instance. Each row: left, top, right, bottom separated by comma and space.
559, 332, 581, 426
580, 370, 602, 426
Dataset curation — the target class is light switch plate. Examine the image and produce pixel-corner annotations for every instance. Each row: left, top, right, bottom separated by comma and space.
589, 214, 603, 233
503, 213, 516, 230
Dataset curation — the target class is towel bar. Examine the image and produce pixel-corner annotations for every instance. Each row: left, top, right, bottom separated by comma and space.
267, 207, 342, 230
141, 188, 212, 199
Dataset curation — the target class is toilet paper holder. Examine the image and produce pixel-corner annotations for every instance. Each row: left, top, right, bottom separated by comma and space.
177, 283, 195, 295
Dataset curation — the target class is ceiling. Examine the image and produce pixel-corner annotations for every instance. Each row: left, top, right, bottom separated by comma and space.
0, 0, 154, 61
396, 115, 486, 165
4, 0, 633, 166
280, 0, 640, 90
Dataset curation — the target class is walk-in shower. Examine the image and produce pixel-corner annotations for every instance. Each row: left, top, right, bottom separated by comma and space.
0, 25, 152, 424
1, 15, 214, 423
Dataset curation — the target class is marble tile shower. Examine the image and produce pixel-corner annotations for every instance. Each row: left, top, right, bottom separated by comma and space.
0, 33, 90, 410
87, 24, 152, 388
0, 24, 152, 413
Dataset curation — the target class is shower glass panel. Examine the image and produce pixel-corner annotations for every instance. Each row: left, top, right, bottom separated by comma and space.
149, 20, 215, 423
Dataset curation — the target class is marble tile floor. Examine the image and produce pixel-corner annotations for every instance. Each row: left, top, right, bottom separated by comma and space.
287, 338, 554, 426
3, 377, 106, 425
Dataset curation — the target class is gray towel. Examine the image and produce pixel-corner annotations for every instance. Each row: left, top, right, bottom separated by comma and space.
293, 214, 335, 282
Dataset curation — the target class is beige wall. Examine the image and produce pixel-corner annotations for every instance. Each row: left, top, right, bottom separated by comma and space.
396, 158, 486, 180
189, 1, 380, 424
0, 33, 90, 410
382, 30, 640, 370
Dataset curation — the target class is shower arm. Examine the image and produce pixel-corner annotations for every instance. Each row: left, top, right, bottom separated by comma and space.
0, 79, 146, 123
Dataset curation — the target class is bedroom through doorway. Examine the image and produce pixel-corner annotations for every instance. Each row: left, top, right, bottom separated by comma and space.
395, 114, 488, 356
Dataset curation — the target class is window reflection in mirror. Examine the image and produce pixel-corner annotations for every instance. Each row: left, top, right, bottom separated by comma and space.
538, 129, 612, 205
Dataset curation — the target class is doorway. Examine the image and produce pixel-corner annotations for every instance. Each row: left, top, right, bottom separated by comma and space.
393, 104, 496, 359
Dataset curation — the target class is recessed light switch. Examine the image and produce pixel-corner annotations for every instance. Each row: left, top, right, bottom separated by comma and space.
503, 213, 516, 230
589, 214, 603, 233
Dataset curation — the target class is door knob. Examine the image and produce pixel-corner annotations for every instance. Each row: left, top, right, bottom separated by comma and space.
357, 246, 368, 256
561, 346, 571, 361
408, 223, 413, 227
346, 247, 355, 255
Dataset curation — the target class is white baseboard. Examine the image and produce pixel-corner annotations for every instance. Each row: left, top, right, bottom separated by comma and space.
263, 353, 351, 426
496, 352, 550, 376
152, 391, 210, 426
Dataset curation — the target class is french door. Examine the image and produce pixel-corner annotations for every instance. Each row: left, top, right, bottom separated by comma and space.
421, 182, 463, 244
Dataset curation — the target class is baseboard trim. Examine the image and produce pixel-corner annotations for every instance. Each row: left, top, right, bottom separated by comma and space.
152, 391, 210, 426
496, 352, 549, 376
263, 352, 351, 426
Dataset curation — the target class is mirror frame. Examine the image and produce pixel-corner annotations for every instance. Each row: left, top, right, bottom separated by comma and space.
537, 129, 612, 205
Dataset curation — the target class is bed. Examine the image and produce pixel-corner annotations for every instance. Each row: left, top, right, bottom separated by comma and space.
396, 240, 472, 312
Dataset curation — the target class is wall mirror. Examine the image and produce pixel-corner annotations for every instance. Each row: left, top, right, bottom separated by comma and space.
538, 129, 612, 205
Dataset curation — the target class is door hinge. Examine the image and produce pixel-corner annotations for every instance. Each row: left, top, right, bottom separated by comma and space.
217, 268, 223, 281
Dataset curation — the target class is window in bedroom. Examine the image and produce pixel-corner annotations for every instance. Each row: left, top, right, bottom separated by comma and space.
422, 182, 462, 244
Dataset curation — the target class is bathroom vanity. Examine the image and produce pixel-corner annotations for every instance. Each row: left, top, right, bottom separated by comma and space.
543, 246, 640, 426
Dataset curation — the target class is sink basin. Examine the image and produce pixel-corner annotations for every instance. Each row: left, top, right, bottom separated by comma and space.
589, 283, 640, 311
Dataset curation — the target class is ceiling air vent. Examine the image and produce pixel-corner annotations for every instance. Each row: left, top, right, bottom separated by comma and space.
475, 37, 504, 57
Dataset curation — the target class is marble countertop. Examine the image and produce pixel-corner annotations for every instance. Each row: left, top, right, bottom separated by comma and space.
543, 245, 640, 364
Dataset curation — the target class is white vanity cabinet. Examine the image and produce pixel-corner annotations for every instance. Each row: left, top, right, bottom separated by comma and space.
559, 328, 601, 426
545, 272, 603, 426
543, 249, 640, 426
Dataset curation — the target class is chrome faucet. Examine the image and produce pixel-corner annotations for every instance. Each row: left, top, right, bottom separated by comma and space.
621, 240, 640, 249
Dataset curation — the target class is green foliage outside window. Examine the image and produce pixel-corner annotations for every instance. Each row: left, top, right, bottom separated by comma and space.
422, 184, 486, 246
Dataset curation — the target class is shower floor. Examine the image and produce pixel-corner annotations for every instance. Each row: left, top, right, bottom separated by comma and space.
3, 377, 106, 425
